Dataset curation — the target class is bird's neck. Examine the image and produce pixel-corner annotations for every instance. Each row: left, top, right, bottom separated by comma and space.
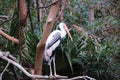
60, 29, 66, 38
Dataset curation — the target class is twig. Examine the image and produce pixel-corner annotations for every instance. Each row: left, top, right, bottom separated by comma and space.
27, 0, 34, 33
0, 30, 19, 45
3, 51, 17, 62
36, 0, 40, 23
0, 62, 10, 75
0, 51, 67, 79
0, 61, 10, 80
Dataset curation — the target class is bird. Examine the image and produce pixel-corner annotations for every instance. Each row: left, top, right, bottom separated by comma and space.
44, 22, 73, 77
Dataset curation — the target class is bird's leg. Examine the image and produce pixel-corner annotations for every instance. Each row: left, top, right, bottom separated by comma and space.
49, 63, 53, 77
53, 55, 59, 77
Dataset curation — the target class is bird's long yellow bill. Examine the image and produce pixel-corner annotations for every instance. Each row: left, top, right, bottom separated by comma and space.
64, 24, 73, 41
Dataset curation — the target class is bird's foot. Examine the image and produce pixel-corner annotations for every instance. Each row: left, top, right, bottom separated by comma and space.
49, 74, 54, 78
54, 74, 61, 77
54, 74, 68, 79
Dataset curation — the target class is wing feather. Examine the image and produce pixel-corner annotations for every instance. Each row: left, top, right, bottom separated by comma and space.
46, 32, 61, 49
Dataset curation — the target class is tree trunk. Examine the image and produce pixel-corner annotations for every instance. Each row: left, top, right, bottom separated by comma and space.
18, 0, 27, 27
18, 0, 27, 64
34, 0, 60, 75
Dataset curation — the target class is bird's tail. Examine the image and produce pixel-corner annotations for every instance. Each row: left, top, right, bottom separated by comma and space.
44, 49, 52, 63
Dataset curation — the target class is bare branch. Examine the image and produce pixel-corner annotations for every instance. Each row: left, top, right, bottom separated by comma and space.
0, 51, 96, 80
56, 0, 66, 21
0, 30, 19, 45
0, 51, 68, 79
27, 0, 34, 33
0, 61, 10, 80
31, 0, 60, 10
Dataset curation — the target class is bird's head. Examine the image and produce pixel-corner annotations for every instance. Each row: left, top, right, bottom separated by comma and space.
59, 23, 73, 41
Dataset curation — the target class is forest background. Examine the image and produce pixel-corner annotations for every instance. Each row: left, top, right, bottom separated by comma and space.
0, 0, 120, 80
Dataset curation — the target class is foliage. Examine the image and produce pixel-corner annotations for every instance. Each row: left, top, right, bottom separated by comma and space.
23, 29, 40, 66
0, 0, 120, 80
60, 29, 120, 80
61, 0, 120, 79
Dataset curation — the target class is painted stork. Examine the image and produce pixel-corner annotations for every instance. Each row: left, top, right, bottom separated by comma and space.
44, 22, 73, 76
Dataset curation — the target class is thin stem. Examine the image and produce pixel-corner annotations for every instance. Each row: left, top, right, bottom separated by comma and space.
0, 61, 10, 76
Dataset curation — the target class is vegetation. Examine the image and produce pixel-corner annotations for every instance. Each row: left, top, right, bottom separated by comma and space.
0, 0, 120, 80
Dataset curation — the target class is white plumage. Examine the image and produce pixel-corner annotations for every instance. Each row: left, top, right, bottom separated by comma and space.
44, 23, 73, 76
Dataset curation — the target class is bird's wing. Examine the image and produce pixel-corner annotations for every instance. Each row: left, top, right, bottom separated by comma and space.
46, 31, 61, 49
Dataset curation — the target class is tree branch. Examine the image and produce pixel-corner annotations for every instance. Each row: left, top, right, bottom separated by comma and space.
31, 0, 60, 10
56, 0, 66, 21
0, 51, 96, 80
0, 51, 68, 79
0, 30, 19, 45
0, 61, 10, 80
27, 0, 34, 32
